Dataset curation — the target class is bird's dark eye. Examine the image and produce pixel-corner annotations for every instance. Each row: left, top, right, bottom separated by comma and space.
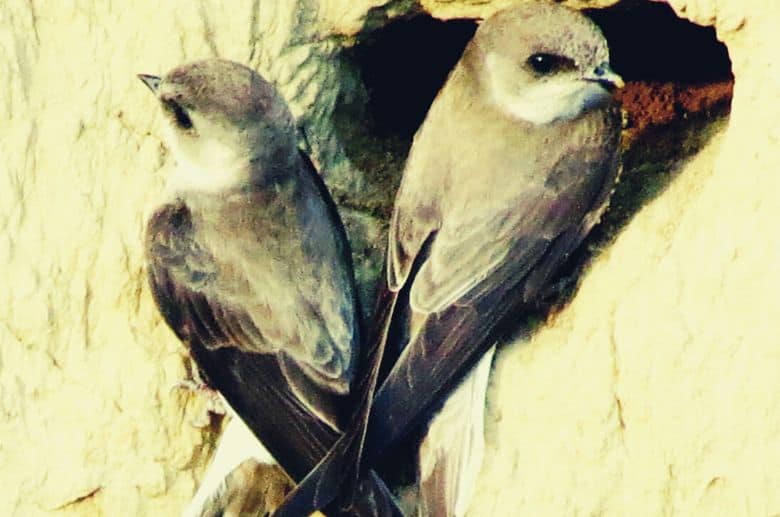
526, 53, 575, 75
163, 99, 193, 130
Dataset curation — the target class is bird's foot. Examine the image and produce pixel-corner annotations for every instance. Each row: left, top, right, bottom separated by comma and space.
171, 379, 227, 427
172, 378, 213, 395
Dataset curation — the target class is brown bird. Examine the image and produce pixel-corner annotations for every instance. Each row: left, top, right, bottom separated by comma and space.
138, 59, 399, 516
275, 3, 624, 515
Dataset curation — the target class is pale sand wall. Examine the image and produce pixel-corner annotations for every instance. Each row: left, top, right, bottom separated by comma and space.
1, 0, 777, 515
420, 0, 621, 20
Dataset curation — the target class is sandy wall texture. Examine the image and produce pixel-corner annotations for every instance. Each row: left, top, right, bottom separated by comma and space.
1, 0, 778, 515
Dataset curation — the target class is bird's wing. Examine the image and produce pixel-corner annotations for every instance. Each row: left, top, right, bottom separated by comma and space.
148, 198, 402, 517
146, 201, 341, 478
272, 281, 402, 517
274, 144, 619, 515
366, 137, 621, 452
149, 159, 363, 428
287, 150, 363, 397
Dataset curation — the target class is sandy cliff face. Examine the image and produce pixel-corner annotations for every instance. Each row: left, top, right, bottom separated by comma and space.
0, 0, 777, 515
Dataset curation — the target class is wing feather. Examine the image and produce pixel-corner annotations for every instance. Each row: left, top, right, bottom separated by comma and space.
146, 162, 359, 427
146, 191, 402, 516
274, 127, 620, 515
366, 144, 620, 450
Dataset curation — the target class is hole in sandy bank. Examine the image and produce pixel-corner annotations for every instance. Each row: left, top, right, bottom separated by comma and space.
330, 2, 734, 335
350, 16, 477, 139
587, 0, 732, 82
588, 0, 733, 148
336, 2, 732, 225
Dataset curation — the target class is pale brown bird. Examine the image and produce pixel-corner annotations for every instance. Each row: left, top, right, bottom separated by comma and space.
139, 59, 399, 516
276, 3, 624, 516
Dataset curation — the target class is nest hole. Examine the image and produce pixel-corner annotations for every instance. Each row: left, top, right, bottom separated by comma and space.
587, 0, 732, 83
350, 16, 477, 139
338, 1, 732, 224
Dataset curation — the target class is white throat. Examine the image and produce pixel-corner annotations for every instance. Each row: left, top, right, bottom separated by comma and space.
164, 126, 251, 196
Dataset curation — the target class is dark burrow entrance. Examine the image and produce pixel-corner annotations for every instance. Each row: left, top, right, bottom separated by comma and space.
588, 0, 731, 82
336, 0, 732, 220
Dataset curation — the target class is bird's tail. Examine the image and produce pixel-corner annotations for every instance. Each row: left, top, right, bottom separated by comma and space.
418, 347, 495, 517
183, 413, 400, 517
272, 286, 403, 517
333, 470, 403, 517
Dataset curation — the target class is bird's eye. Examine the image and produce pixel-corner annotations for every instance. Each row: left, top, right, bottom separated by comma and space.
526, 53, 575, 75
163, 99, 193, 130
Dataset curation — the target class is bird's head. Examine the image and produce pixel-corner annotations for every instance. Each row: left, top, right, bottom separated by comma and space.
469, 3, 623, 125
138, 59, 297, 193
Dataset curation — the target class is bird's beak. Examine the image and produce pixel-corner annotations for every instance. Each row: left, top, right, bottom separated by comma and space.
584, 62, 625, 91
137, 74, 162, 95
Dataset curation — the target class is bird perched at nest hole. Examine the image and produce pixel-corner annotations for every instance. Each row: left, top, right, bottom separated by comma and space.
138, 58, 400, 517
275, 3, 624, 516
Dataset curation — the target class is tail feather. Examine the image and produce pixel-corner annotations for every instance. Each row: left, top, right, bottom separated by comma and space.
272, 287, 403, 517
418, 347, 495, 517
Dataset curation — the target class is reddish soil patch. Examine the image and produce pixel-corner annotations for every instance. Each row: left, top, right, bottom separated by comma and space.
617, 80, 733, 142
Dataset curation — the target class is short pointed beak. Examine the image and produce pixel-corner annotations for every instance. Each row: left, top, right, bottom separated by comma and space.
584, 62, 625, 90
137, 74, 161, 95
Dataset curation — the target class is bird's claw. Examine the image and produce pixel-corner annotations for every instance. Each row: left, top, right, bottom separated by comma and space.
171, 378, 227, 427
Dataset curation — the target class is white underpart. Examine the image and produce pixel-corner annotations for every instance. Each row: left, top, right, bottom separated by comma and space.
182, 397, 275, 517
419, 346, 496, 517
486, 53, 603, 125
163, 123, 251, 196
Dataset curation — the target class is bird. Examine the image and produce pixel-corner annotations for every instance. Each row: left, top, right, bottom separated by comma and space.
274, 3, 624, 515
138, 58, 399, 516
